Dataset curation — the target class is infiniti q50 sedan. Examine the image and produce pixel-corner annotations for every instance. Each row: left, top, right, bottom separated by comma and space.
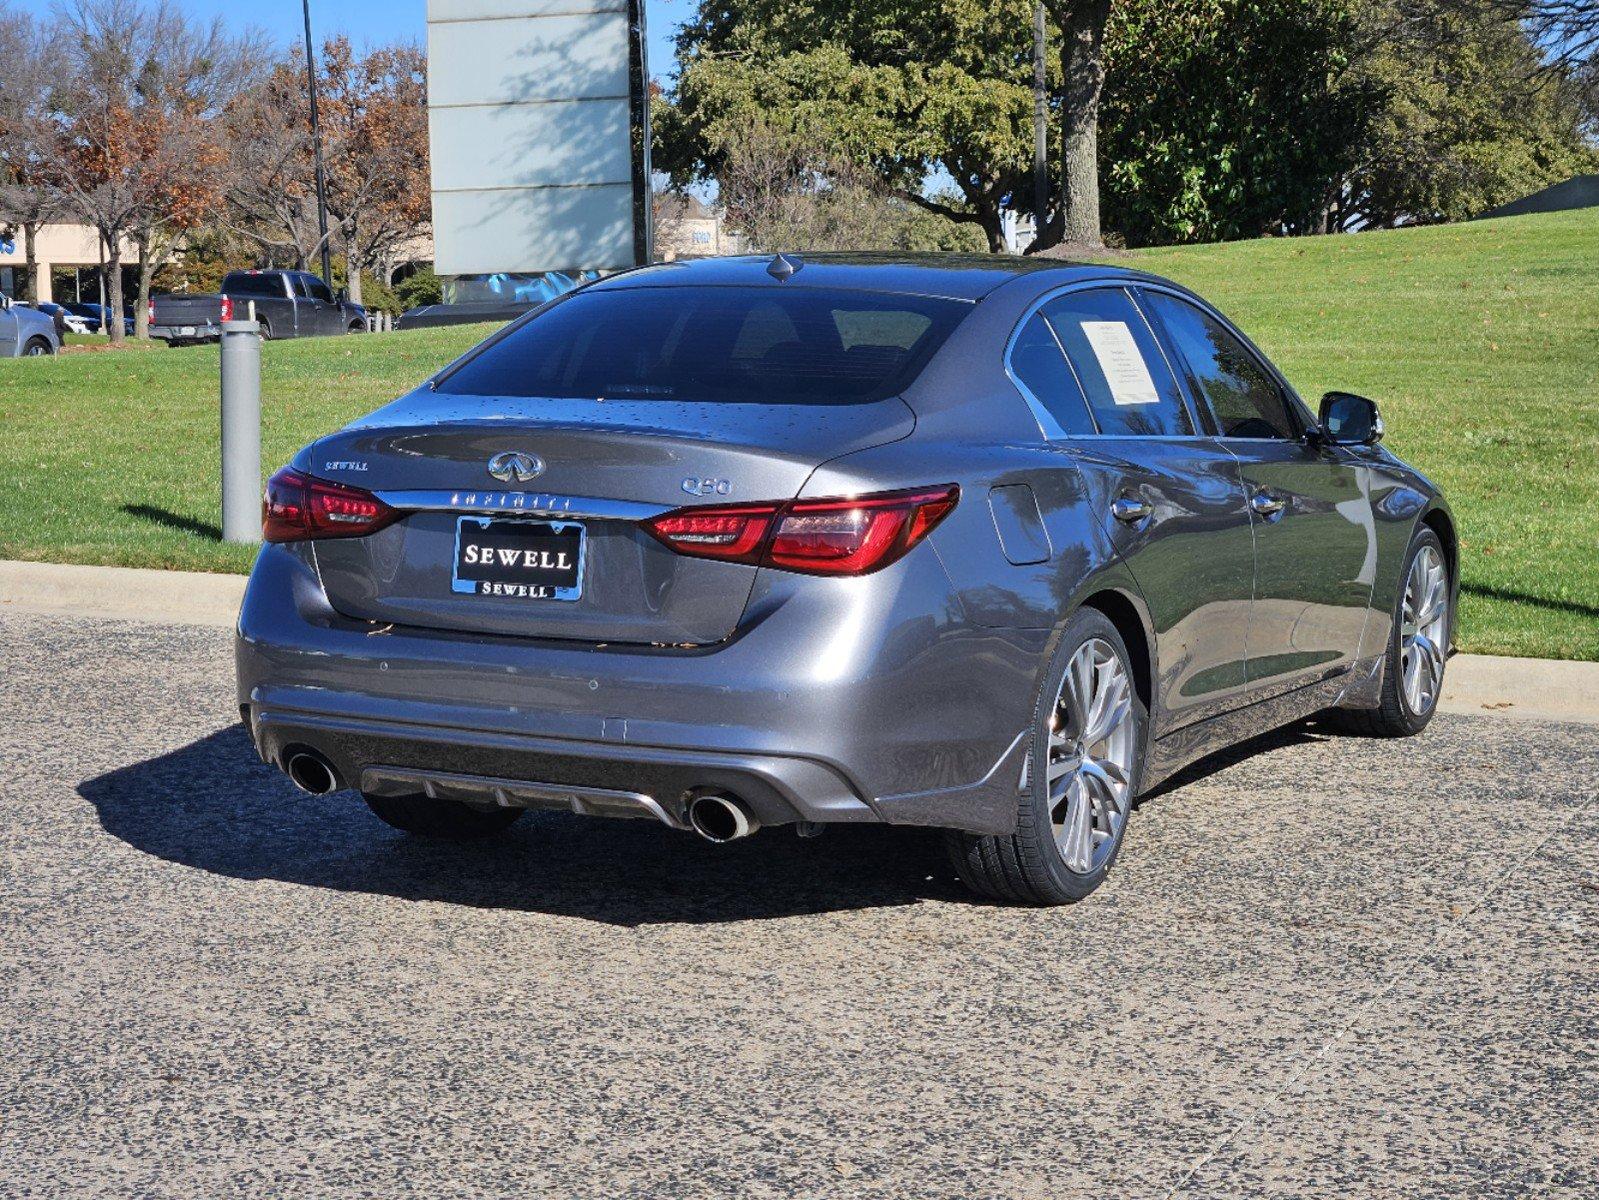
237, 254, 1456, 904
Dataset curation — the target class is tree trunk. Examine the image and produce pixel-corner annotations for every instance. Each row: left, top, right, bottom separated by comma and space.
134, 234, 153, 340
104, 230, 125, 346
1056, 0, 1111, 248
22, 222, 39, 304
345, 215, 364, 306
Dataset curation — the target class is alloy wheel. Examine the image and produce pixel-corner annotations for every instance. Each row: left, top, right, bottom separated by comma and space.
1044, 638, 1135, 874
1400, 544, 1448, 716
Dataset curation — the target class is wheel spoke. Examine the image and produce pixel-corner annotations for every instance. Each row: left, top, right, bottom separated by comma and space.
1083, 669, 1130, 745
1057, 773, 1094, 873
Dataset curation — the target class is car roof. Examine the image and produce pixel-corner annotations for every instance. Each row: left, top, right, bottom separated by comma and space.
586, 252, 1164, 302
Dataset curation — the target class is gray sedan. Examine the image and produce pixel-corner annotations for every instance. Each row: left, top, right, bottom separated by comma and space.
0, 293, 60, 356
237, 254, 1454, 905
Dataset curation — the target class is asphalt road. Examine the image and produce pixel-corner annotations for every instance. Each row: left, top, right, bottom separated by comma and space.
2, 609, 1595, 1199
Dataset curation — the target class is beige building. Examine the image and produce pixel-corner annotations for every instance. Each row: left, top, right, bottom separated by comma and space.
0, 222, 140, 304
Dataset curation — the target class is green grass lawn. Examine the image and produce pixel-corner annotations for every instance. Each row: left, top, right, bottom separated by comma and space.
2, 208, 1595, 658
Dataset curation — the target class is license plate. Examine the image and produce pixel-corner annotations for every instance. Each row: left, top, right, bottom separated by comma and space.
452, 516, 584, 601
178, 325, 195, 336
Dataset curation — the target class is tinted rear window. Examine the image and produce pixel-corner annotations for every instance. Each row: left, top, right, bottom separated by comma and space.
435, 286, 970, 404
222, 273, 281, 298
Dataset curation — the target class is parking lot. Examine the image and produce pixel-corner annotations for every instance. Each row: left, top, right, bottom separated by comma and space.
2, 607, 1595, 1198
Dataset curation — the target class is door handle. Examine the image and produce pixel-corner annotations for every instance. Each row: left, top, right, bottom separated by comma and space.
1111, 495, 1153, 523
1250, 491, 1287, 516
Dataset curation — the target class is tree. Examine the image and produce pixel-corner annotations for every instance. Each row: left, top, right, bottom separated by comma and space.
317, 38, 430, 304
659, 0, 1044, 251
1096, 0, 1375, 245
0, 4, 66, 304
1038, 0, 1113, 248
50, 0, 259, 342
1340, 0, 1598, 225
224, 39, 429, 302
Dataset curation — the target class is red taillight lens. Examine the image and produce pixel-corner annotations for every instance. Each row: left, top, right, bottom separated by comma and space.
643, 485, 958, 576
642, 503, 779, 563
146, 299, 155, 323
262, 467, 399, 542
220, 294, 233, 323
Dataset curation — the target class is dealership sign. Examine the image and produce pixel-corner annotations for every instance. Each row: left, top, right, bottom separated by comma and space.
426, 0, 652, 277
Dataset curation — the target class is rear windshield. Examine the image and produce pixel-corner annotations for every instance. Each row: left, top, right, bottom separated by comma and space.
435, 285, 971, 404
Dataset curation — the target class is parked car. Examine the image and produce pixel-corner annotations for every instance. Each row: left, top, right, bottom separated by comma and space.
237, 254, 1455, 906
150, 269, 367, 345
0, 292, 60, 356
31, 301, 89, 335
62, 302, 133, 336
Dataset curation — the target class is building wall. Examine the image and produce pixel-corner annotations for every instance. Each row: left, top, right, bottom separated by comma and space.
0, 223, 136, 303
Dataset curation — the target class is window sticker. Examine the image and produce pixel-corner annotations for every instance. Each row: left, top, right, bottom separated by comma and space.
1080, 320, 1160, 406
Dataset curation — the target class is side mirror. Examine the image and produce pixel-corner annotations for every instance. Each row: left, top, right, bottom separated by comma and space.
335, 288, 349, 304
1318, 391, 1383, 446
0, 292, 10, 310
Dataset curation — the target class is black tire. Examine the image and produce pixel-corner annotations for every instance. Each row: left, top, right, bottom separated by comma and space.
348, 320, 366, 333
1333, 526, 1449, 738
946, 607, 1147, 905
23, 337, 52, 357
362, 792, 525, 839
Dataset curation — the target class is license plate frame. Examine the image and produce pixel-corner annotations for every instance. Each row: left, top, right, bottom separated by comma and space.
451, 516, 585, 602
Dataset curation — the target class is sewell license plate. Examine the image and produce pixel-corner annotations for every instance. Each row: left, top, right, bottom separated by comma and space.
451, 516, 585, 601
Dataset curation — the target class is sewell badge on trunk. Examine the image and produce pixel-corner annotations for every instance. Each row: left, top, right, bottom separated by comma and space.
452, 516, 585, 601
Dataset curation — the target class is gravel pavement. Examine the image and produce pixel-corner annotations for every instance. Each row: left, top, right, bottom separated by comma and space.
1, 609, 1595, 1199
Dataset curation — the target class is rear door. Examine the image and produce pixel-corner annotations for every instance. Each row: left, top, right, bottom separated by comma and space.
301, 274, 343, 335
1140, 289, 1375, 698
1031, 286, 1257, 731
308, 284, 968, 645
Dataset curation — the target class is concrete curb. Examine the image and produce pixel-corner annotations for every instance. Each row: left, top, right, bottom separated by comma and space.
3, 558, 1597, 724
1, 559, 244, 630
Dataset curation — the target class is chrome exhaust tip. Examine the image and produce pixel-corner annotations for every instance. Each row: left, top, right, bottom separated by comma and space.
284, 750, 340, 796
686, 793, 759, 843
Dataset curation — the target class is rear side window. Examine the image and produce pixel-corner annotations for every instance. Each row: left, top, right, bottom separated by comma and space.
222, 273, 281, 298
435, 286, 971, 404
1008, 312, 1096, 435
1143, 292, 1298, 440
1041, 289, 1192, 437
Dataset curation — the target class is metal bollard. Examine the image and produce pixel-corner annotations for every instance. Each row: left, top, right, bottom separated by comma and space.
219, 317, 262, 544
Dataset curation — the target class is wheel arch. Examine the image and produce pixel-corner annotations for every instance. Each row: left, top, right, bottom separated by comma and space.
1419, 505, 1457, 585
1076, 586, 1154, 716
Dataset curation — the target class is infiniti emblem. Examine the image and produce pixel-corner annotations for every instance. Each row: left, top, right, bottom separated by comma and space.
487, 450, 544, 483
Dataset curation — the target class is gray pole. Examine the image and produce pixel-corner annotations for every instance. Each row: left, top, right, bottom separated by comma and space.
302, 0, 334, 288
220, 318, 263, 544
1032, 1, 1049, 248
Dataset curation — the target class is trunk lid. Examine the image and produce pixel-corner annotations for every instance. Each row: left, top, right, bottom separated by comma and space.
306, 389, 915, 643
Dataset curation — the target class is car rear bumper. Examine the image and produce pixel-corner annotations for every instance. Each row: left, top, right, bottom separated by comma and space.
150, 323, 221, 342
236, 542, 1044, 835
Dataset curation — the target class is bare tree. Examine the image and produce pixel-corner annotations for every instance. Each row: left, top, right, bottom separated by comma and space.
223, 61, 326, 269
318, 39, 430, 306
0, 4, 66, 303
50, 1, 258, 342
224, 38, 429, 306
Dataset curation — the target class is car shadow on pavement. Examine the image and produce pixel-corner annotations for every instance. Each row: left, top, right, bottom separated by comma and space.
77, 725, 963, 926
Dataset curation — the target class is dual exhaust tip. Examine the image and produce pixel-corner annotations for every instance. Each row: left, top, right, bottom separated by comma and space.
283, 750, 759, 844
284, 749, 341, 796
686, 792, 759, 843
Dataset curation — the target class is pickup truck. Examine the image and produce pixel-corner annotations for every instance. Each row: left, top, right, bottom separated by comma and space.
150, 269, 367, 345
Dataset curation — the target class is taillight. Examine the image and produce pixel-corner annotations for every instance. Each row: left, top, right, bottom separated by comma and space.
220, 294, 233, 322
262, 467, 399, 542
146, 299, 155, 324
644, 485, 958, 577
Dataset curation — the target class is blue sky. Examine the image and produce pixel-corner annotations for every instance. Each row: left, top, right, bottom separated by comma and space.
10, 0, 692, 83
